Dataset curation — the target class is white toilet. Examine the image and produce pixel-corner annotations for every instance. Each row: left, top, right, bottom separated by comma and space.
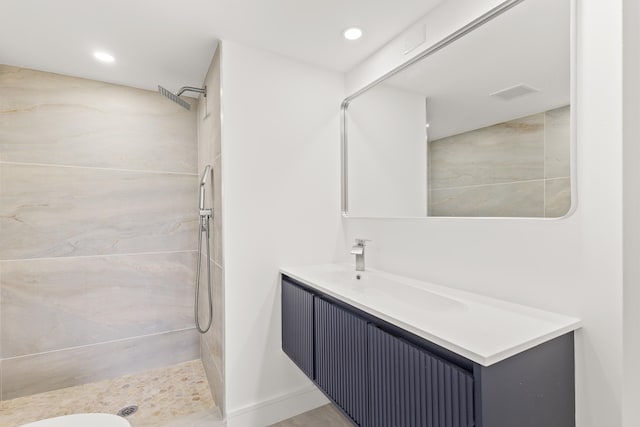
20, 413, 131, 427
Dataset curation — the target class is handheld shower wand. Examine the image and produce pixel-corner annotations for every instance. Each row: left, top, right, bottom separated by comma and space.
200, 165, 212, 216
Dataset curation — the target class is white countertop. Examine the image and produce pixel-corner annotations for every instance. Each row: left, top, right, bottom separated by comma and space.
280, 263, 581, 367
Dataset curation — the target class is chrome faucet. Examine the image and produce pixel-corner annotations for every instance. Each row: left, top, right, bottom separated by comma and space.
350, 239, 370, 271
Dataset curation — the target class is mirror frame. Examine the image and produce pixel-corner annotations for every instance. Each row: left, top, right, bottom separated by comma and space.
340, 0, 577, 220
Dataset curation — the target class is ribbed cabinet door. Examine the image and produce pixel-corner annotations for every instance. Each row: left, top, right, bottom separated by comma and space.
281, 279, 315, 378
315, 298, 369, 427
368, 325, 475, 427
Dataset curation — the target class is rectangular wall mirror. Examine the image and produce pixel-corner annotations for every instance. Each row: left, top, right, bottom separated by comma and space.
342, 0, 574, 218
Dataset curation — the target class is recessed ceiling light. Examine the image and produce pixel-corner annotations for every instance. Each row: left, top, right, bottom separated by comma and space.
93, 51, 115, 63
343, 27, 363, 41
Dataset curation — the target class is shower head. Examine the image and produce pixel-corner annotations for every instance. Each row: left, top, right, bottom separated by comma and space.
157, 85, 207, 110
158, 85, 192, 110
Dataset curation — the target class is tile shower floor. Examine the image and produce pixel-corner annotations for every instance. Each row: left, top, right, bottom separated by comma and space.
0, 360, 222, 427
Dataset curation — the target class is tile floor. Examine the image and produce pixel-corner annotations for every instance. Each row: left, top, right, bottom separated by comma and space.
0, 360, 222, 427
269, 404, 352, 427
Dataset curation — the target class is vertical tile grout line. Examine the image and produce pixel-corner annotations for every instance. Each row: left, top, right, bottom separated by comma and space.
543, 110, 547, 218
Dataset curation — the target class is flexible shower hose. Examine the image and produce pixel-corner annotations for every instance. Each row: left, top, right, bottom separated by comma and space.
195, 214, 213, 334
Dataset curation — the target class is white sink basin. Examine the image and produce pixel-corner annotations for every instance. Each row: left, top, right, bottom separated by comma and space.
280, 263, 581, 366
322, 269, 466, 313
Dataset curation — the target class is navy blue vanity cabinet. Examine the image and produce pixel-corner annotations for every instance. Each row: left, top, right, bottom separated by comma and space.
315, 297, 370, 427
473, 331, 575, 427
281, 278, 315, 378
281, 275, 576, 427
368, 325, 475, 427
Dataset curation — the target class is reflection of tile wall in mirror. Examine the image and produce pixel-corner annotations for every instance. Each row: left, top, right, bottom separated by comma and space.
429, 112, 545, 189
545, 106, 571, 179
429, 181, 545, 218
545, 177, 571, 218
428, 106, 570, 218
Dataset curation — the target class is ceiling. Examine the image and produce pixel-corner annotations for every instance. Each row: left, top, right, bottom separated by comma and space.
0, 0, 445, 92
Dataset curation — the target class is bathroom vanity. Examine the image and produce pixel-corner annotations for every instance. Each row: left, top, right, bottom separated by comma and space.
280, 264, 581, 427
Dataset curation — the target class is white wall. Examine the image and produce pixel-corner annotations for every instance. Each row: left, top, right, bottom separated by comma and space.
218, 1, 631, 425
347, 83, 427, 217
343, 0, 624, 426
220, 41, 345, 426
622, 0, 640, 425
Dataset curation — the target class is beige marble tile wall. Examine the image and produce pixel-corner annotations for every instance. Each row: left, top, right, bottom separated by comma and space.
428, 106, 571, 217
195, 47, 225, 414
0, 64, 200, 400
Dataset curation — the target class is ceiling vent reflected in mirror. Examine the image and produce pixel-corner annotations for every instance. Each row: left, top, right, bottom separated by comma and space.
490, 84, 540, 101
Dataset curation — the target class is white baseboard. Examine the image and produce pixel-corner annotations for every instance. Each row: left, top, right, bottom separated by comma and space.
226, 384, 329, 427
